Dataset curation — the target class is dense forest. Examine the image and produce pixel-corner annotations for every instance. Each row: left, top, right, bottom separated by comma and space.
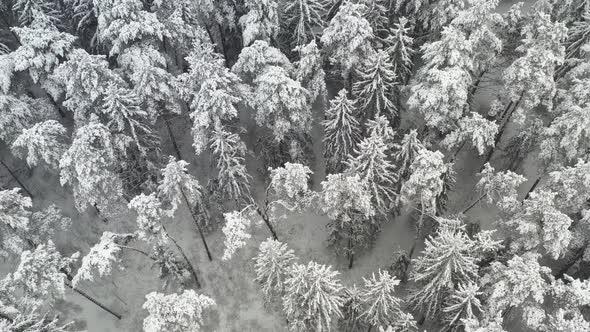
0, 0, 590, 331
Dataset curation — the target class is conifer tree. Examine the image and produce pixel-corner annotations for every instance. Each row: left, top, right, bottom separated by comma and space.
142, 290, 216, 332
11, 120, 67, 169
12, 0, 62, 26
294, 41, 327, 106
282, 261, 345, 331
442, 112, 499, 156
320, 173, 375, 268
442, 283, 483, 331
3, 241, 78, 307
353, 50, 398, 122
409, 220, 484, 319
254, 238, 297, 297
466, 163, 526, 214
282, 0, 326, 48
250, 65, 311, 142
209, 127, 252, 206
323, 89, 361, 173
320, 2, 375, 81
240, 0, 280, 46
394, 129, 424, 180
157, 157, 212, 261
346, 116, 398, 215
59, 117, 124, 216
11, 15, 76, 87
358, 269, 414, 330
385, 17, 414, 84
0, 188, 32, 257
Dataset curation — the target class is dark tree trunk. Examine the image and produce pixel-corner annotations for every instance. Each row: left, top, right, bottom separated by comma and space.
481, 95, 523, 169
523, 176, 541, 201
92, 203, 109, 223
0, 160, 33, 198
180, 188, 213, 261
65, 282, 122, 320
461, 193, 486, 214
164, 115, 182, 160
450, 140, 467, 163
160, 223, 202, 288
347, 226, 355, 269
256, 205, 279, 240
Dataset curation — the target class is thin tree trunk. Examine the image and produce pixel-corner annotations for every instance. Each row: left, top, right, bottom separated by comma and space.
164, 115, 182, 160
256, 205, 279, 240
461, 193, 486, 214
65, 282, 122, 320
92, 203, 109, 223
180, 188, 213, 261
160, 223, 202, 288
450, 140, 467, 163
348, 226, 355, 269
523, 176, 541, 201
481, 95, 523, 168
218, 24, 231, 68
367, 325, 372, 332
0, 160, 33, 198
408, 206, 425, 259
117, 245, 154, 259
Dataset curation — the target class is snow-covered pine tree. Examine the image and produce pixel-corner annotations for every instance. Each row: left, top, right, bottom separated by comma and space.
157, 156, 212, 261
240, 0, 280, 46
323, 89, 361, 173
353, 50, 398, 123
27, 205, 70, 248
0, 188, 31, 257
320, 2, 375, 82
294, 41, 327, 106
94, 0, 166, 56
11, 15, 76, 86
11, 120, 67, 170
66, 0, 98, 48
385, 17, 414, 84
501, 190, 573, 259
442, 282, 483, 332
495, 10, 567, 158
479, 252, 551, 329
346, 116, 398, 215
0, 95, 43, 145
254, 238, 297, 297
250, 65, 311, 143
408, 220, 481, 319
540, 46, 590, 168
221, 211, 252, 260
358, 269, 414, 330
59, 117, 124, 216
282, 261, 345, 331
12, 0, 62, 26
442, 112, 499, 156
232, 40, 291, 83
320, 173, 375, 268
177, 37, 244, 155
0, 309, 74, 332
49, 49, 125, 122
209, 127, 252, 206
3, 241, 77, 307
400, 148, 448, 220
282, 0, 326, 48
407, 26, 473, 134
394, 129, 425, 180
466, 163, 527, 214
129, 193, 200, 287
142, 290, 216, 332
545, 159, 590, 214
72, 231, 124, 288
